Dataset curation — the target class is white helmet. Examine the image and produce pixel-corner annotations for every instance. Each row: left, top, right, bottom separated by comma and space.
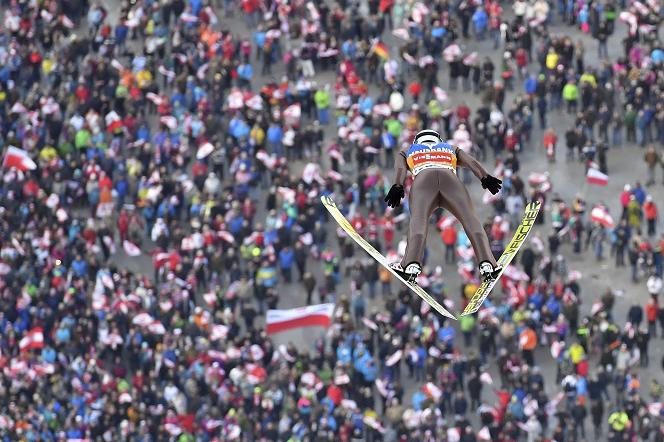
413, 129, 442, 146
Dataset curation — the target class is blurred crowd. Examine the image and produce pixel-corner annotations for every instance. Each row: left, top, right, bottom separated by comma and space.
1, 0, 664, 441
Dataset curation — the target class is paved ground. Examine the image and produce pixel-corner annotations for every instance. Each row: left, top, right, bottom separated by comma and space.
97, 0, 664, 431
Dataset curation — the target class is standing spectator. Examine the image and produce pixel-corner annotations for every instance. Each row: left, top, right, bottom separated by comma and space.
644, 146, 661, 186
278, 246, 294, 283
314, 85, 331, 125
472, 7, 488, 41
628, 302, 644, 327
571, 396, 588, 439
563, 80, 579, 114
441, 224, 458, 264
302, 272, 317, 305
591, 399, 605, 439
645, 295, 659, 337
643, 195, 658, 236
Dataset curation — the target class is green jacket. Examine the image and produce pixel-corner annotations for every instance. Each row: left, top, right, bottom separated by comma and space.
459, 315, 476, 333
314, 90, 330, 109
562, 84, 578, 101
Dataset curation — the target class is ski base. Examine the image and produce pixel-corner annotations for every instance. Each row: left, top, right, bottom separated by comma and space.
321, 196, 457, 320
461, 201, 542, 316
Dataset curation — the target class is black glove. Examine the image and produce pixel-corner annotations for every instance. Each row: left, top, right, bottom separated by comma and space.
481, 175, 502, 195
384, 184, 405, 208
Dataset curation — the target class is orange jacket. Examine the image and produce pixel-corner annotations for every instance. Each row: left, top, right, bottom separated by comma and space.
441, 226, 458, 246
646, 302, 659, 322
644, 202, 658, 220
543, 132, 557, 147
519, 328, 537, 351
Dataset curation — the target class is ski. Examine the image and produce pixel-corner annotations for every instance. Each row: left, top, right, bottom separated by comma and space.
460, 201, 542, 316
321, 195, 457, 320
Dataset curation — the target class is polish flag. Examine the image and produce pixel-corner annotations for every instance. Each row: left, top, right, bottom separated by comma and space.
422, 382, 442, 401
0, 415, 13, 429
433, 87, 448, 102
590, 206, 615, 228
110, 59, 125, 71
147, 321, 166, 335
478, 426, 492, 441
152, 252, 170, 268
375, 378, 389, 397
586, 168, 608, 186
217, 231, 235, 244
157, 66, 176, 79
132, 312, 155, 327
362, 317, 378, 330
265, 303, 335, 335
197, 142, 214, 160
227, 90, 244, 110
34, 363, 56, 376
503, 265, 530, 281
210, 324, 229, 341
392, 28, 410, 41
159, 116, 178, 130
202, 292, 217, 306
2, 147, 37, 171
19, 327, 45, 352
60, 14, 75, 29
246, 95, 263, 111
334, 373, 351, 385
123, 240, 141, 256
385, 349, 403, 367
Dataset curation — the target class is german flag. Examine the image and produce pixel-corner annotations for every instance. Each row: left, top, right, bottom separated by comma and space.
371, 41, 390, 60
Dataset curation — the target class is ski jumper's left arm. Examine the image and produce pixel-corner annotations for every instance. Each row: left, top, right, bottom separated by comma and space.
456, 148, 489, 181
457, 148, 502, 194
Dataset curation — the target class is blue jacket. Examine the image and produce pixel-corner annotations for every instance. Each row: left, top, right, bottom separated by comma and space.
278, 248, 294, 269
472, 9, 488, 29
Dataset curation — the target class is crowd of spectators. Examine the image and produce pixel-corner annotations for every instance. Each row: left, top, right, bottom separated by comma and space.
1, 0, 664, 441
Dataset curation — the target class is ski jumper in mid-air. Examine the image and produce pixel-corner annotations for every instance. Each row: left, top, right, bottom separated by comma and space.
384, 129, 504, 283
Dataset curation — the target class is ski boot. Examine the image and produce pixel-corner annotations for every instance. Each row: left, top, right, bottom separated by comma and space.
389, 261, 422, 283
478, 260, 503, 282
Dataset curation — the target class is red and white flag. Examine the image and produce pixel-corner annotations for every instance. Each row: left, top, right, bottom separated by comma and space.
586, 168, 608, 186
19, 327, 44, 352
362, 317, 378, 330
266, 303, 335, 335
3, 146, 37, 171
503, 265, 530, 281
478, 426, 491, 441
160, 116, 178, 130
422, 382, 442, 401
590, 206, 615, 228
132, 313, 155, 327
157, 66, 176, 79
385, 350, 403, 367
327, 170, 344, 182
217, 231, 235, 244
147, 321, 166, 335
123, 240, 141, 256
60, 14, 75, 29
210, 324, 229, 341
0, 415, 13, 429
392, 28, 410, 40
34, 362, 56, 376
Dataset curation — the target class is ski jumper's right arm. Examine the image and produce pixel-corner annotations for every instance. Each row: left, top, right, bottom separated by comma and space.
384, 146, 410, 208
393, 145, 410, 186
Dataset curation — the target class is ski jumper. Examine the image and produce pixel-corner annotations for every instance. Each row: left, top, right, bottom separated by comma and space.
394, 142, 496, 268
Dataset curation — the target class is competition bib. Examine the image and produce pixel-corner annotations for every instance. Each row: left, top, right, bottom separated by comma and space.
406, 143, 457, 175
